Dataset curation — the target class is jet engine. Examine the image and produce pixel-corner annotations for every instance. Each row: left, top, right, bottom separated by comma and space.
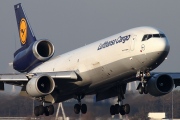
13, 39, 54, 72
26, 74, 55, 97
32, 40, 54, 61
147, 74, 174, 96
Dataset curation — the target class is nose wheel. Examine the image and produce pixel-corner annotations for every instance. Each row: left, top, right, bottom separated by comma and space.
136, 71, 150, 94
138, 83, 148, 94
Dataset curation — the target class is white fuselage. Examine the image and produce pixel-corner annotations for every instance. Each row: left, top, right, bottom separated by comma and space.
31, 26, 170, 94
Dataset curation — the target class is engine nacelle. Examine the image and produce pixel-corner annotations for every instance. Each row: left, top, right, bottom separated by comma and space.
13, 39, 54, 72
147, 74, 174, 96
26, 74, 55, 97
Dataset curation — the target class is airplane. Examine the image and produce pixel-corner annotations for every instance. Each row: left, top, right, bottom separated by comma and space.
1, 3, 180, 116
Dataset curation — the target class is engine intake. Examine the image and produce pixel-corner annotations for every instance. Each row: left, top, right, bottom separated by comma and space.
26, 74, 55, 97
147, 74, 174, 96
33, 40, 54, 61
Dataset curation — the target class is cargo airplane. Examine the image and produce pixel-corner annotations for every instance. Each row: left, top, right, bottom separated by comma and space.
1, 3, 180, 116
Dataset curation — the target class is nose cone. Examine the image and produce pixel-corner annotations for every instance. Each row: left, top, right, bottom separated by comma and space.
150, 27, 170, 54
150, 36, 170, 69
147, 30, 170, 55
144, 36, 170, 71
156, 37, 170, 54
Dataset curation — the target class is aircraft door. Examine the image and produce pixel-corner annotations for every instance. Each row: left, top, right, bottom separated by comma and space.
131, 35, 136, 51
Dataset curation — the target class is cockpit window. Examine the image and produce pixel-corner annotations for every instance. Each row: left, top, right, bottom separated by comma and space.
142, 34, 166, 41
160, 34, 166, 37
153, 34, 160, 37
142, 35, 148, 41
147, 34, 152, 39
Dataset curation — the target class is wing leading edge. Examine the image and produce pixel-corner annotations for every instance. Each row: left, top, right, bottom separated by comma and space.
0, 71, 78, 86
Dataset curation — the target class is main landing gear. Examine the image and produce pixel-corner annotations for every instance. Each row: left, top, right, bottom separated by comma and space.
34, 104, 54, 116
74, 94, 87, 114
34, 97, 54, 117
110, 85, 130, 116
110, 101, 130, 116
137, 71, 150, 94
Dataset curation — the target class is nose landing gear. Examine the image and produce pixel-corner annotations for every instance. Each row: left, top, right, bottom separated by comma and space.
137, 71, 150, 94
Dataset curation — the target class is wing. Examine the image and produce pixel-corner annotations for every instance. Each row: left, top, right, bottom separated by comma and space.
0, 71, 78, 89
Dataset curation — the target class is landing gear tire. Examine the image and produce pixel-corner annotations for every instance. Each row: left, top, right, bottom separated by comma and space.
137, 71, 150, 94
110, 104, 130, 115
139, 86, 144, 94
114, 104, 120, 114
124, 104, 130, 114
34, 106, 40, 117
144, 85, 148, 94
34, 105, 54, 116
120, 105, 125, 115
44, 106, 49, 116
74, 94, 87, 114
138, 84, 148, 94
110, 84, 131, 116
44, 105, 54, 116
81, 104, 87, 114
38, 105, 44, 115
110, 105, 115, 115
48, 105, 54, 115
74, 104, 81, 114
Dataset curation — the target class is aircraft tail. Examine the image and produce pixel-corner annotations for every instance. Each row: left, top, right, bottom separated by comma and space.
13, 3, 54, 72
14, 3, 36, 47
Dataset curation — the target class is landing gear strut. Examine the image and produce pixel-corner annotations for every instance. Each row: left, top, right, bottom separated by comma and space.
137, 71, 150, 94
74, 94, 87, 114
110, 85, 130, 116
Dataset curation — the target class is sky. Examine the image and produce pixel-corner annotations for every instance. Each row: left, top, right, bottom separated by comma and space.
0, 1, 180, 76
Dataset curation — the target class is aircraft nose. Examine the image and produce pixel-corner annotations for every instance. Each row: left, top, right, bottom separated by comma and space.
162, 37, 170, 53
154, 37, 170, 53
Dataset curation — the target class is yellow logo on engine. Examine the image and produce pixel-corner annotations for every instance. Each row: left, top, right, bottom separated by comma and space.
19, 18, 27, 44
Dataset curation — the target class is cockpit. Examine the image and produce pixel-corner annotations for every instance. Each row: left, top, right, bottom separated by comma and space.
142, 34, 166, 41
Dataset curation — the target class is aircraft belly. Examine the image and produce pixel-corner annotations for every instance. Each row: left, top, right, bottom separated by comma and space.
79, 56, 138, 90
